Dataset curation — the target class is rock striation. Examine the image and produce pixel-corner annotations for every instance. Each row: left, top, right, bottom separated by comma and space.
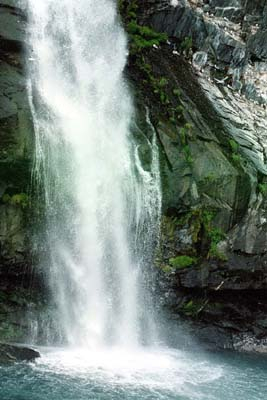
123, 0, 267, 352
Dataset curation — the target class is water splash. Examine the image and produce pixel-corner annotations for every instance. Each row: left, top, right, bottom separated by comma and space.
27, 0, 161, 348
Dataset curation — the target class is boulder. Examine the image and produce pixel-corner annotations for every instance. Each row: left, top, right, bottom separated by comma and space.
0, 343, 40, 364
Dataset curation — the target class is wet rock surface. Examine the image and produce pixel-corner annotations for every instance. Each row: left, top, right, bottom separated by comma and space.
0, 343, 40, 364
0, 1, 33, 269
0, 2, 41, 342
122, 0, 267, 352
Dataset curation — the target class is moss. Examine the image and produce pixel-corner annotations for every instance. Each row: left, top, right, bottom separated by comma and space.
179, 208, 215, 243
180, 36, 193, 57
202, 173, 217, 185
127, 20, 167, 53
182, 144, 193, 164
229, 139, 239, 153
2, 192, 29, 208
181, 299, 205, 316
118, 0, 138, 20
162, 215, 179, 239
162, 265, 173, 273
258, 183, 267, 195
229, 139, 242, 165
232, 153, 241, 163
179, 123, 194, 164
136, 58, 176, 112
169, 255, 197, 269
119, 0, 167, 53
173, 88, 181, 97
201, 212, 227, 260
176, 208, 227, 261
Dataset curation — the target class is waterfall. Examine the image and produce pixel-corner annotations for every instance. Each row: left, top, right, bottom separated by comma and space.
27, 0, 161, 348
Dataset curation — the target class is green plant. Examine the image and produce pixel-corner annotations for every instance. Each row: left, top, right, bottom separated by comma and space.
232, 153, 241, 163
118, 0, 138, 20
2, 193, 29, 208
162, 215, 179, 239
137, 59, 172, 106
180, 36, 193, 55
182, 145, 193, 164
179, 208, 227, 261
153, 77, 170, 104
127, 20, 167, 53
258, 183, 267, 195
136, 57, 186, 124
161, 265, 173, 274
173, 88, 181, 97
180, 123, 194, 164
203, 173, 217, 185
158, 77, 168, 87
180, 123, 193, 145
119, 0, 167, 53
181, 299, 204, 316
208, 227, 227, 260
229, 139, 242, 165
229, 139, 239, 152
169, 255, 197, 269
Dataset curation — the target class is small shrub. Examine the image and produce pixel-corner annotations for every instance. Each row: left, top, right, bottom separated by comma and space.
229, 139, 239, 153
208, 227, 227, 260
232, 153, 241, 163
162, 265, 173, 274
258, 183, 267, 195
181, 36, 193, 54
127, 21, 167, 53
173, 88, 181, 97
182, 144, 193, 164
2, 193, 29, 208
229, 139, 242, 165
2, 194, 11, 203
181, 299, 203, 316
169, 255, 197, 269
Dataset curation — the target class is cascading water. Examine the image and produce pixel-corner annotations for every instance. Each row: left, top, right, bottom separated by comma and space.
2, 3, 265, 399
28, 0, 161, 349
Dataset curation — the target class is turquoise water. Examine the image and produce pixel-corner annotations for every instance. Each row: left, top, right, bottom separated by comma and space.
0, 347, 266, 400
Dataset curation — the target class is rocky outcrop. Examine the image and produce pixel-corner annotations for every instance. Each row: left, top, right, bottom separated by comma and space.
0, 343, 40, 364
122, 0, 267, 352
0, 1, 39, 342
0, 0, 33, 268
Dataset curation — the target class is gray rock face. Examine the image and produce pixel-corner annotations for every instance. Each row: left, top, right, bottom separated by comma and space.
0, 2, 26, 48
123, 0, 267, 351
148, 0, 267, 106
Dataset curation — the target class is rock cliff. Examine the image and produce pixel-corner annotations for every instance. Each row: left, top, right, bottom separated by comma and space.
122, 0, 267, 352
0, 0, 43, 341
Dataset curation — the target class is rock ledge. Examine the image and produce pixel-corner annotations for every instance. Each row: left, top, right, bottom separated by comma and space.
0, 343, 40, 364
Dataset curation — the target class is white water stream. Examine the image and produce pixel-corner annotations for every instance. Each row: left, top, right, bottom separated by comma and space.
28, 0, 161, 349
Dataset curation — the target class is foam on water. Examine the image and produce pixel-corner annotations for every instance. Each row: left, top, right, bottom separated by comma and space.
1, 348, 267, 400
33, 346, 223, 399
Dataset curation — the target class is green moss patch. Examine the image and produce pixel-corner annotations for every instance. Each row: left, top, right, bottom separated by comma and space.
2, 192, 29, 208
169, 255, 197, 269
